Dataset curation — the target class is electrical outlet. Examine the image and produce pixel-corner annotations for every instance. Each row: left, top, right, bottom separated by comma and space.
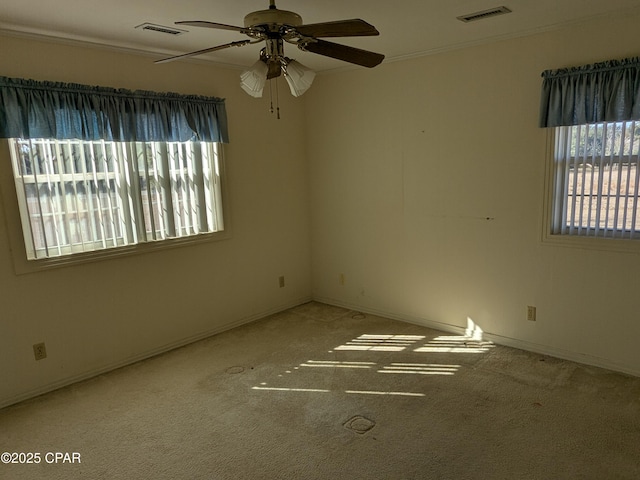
279, 276, 285, 288
339, 273, 345, 285
527, 306, 536, 322
33, 342, 47, 361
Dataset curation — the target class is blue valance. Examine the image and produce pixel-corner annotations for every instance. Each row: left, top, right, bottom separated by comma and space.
0, 76, 229, 143
539, 57, 640, 128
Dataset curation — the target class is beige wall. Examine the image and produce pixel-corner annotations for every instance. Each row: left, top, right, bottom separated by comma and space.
0, 35, 311, 407
306, 11, 640, 375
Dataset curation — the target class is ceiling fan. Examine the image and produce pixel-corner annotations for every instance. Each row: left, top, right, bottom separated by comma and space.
155, 0, 384, 98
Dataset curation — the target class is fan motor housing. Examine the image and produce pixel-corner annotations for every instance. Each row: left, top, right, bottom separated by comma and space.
244, 9, 303, 29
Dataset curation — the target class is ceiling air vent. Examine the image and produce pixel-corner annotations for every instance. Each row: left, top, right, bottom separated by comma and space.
135, 23, 187, 36
457, 6, 512, 23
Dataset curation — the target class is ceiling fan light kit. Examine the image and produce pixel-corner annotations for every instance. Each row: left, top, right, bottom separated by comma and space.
156, 0, 384, 109
240, 60, 269, 97
283, 60, 315, 97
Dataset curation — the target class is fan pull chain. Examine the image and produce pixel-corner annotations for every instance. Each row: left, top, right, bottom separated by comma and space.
269, 79, 274, 115
276, 77, 280, 120
267, 78, 281, 119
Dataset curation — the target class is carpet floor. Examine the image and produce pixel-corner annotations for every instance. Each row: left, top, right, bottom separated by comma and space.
1, 302, 639, 479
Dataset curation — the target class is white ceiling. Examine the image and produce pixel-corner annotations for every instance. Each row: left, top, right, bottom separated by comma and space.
2, 0, 640, 72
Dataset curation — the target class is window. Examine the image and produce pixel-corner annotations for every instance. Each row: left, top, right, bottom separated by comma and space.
1, 76, 230, 269
8, 138, 224, 260
548, 121, 640, 239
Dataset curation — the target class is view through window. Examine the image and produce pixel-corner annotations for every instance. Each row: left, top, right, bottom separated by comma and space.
550, 121, 640, 239
9, 138, 224, 260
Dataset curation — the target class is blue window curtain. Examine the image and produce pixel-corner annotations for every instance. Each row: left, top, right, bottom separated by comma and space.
0, 76, 229, 143
539, 57, 640, 128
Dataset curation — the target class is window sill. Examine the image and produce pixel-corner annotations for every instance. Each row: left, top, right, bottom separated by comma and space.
8, 230, 231, 275
542, 231, 640, 254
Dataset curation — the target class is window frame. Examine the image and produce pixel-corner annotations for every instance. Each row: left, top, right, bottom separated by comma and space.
0, 139, 231, 275
542, 126, 640, 254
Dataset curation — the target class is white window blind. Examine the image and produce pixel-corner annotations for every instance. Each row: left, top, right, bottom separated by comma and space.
9, 138, 224, 260
551, 121, 640, 238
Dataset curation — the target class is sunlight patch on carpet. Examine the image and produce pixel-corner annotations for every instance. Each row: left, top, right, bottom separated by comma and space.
345, 390, 425, 397
301, 360, 376, 369
378, 363, 461, 375
335, 334, 426, 352
251, 386, 331, 393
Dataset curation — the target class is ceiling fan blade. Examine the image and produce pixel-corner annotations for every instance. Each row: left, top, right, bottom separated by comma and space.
300, 39, 384, 68
154, 40, 251, 64
295, 19, 379, 38
175, 20, 255, 34
266, 60, 282, 79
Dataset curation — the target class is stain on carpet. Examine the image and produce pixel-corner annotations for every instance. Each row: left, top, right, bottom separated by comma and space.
225, 366, 245, 374
344, 415, 376, 434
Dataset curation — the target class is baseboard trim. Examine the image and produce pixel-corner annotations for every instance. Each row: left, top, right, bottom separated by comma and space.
313, 296, 640, 378
0, 296, 312, 410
